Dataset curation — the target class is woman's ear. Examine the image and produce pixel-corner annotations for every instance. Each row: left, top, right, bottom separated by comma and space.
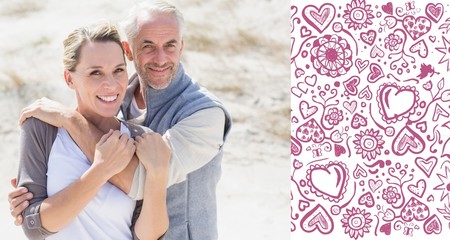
122, 41, 134, 61
64, 69, 75, 89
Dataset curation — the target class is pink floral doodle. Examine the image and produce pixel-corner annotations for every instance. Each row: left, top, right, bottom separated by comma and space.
292, 0, 450, 238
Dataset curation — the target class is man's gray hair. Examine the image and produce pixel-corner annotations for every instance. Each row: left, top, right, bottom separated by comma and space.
120, 0, 185, 45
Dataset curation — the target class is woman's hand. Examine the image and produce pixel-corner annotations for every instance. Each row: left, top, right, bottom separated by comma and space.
92, 130, 136, 179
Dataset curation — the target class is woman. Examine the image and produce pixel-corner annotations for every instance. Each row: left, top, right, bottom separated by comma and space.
16, 21, 169, 240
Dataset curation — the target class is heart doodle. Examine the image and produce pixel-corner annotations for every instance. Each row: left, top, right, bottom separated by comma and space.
367, 63, 384, 83
300, 204, 334, 234
358, 86, 373, 100
392, 125, 425, 156
410, 39, 428, 58
416, 121, 427, 133
433, 103, 449, 121
300, 101, 318, 119
360, 30, 376, 46
334, 144, 346, 157
300, 26, 312, 37
302, 4, 336, 33
343, 100, 357, 114
425, 3, 444, 23
382, 2, 393, 15
353, 164, 367, 179
401, 197, 430, 222
380, 222, 392, 235
377, 83, 419, 124
296, 118, 325, 143
424, 214, 442, 234
382, 208, 396, 221
343, 76, 360, 95
402, 16, 432, 41
305, 75, 317, 86
368, 179, 382, 192
358, 191, 374, 208
307, 161, 349, 202
408, 179, 426, 198
355, 58, 369, 73
351, 113, 367, 129
415, 157, 437, 178
370, 45, 385, 58
291, 136, 302, 156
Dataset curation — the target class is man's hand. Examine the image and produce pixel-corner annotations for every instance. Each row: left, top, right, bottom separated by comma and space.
135, 133, 171, 179
19, 97, 75, 126
92, 130, 136, 178
8, 178, 33, 226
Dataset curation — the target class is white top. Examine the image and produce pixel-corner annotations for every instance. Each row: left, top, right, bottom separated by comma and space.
127, 97, 225, 199
46, 123, 136, 240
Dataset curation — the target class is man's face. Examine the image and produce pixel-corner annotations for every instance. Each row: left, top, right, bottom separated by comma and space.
131, 12, 184, 90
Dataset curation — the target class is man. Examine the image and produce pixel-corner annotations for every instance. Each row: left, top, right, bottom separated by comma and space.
8, 1, 232, 239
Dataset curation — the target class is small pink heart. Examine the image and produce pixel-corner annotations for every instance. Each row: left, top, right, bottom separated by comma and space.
369, 179, 383, 192
358, 86, 372, 100
353, 164, 367, 179
343, 100, 357, 114
351, 113, 367, 129
355, 58, 369, 73
370, 45, 385, 58
334, 144, 346, 157
367, 63, 384, 83
358, 191, 374, 208
424, 214, 442, 234
408, 179, 426, 198
381, 2, 393, 15
360, 30, 376, 46
380, 222, 392, 235
305, 75, 317, 86
343, 76, 360, 95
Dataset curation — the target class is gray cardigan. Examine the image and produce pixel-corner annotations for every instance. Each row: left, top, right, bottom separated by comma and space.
16, 117, 149, 240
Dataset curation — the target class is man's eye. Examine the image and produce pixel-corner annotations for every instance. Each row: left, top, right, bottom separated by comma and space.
115, 68, 125, 73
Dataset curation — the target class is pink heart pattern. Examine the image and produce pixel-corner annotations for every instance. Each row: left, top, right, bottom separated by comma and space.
291, 1, 450, 238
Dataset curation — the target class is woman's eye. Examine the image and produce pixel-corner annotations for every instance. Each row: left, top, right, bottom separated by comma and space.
115, 68, 125, 73
90, 70, 101, 76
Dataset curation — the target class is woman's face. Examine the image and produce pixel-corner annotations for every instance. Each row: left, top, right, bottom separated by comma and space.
67, 41, 128, 120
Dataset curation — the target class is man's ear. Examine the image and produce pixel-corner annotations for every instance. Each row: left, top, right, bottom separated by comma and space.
64, 69, 75, 89
122, 41, 134, 61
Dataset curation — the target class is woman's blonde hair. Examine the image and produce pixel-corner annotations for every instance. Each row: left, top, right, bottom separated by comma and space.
63, 20, 125, 71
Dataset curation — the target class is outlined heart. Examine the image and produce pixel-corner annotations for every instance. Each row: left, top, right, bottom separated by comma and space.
426, 3, 444, 23
343, 100, 357, 114
424, 214, 442, 234
358, 86, 373, 100
408, 179, 426, 198
414, 156, 437, 178
401, 197, 430, 222
367, 63, 384, 83
300, 101, 318, 119
343, 76, 360, 95
300, 204, 334, 234
353, 164, 367, 179
410, 39, 428, 58
416, 121, 427, 133
377, 83, 419, 124
369, 179, 383, 192
305, 75, 317, 86
370, 45, 385, 58
358, 191, 374, 208
360, 30, 376, 46
355, 58, 369, 73
392, 125, 425, 156
291, 136, 302, 156
302, 4, 336, 33
308, 162, 349, 202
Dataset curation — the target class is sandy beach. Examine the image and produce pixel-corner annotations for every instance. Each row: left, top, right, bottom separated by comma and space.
0, 0, 289, 239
